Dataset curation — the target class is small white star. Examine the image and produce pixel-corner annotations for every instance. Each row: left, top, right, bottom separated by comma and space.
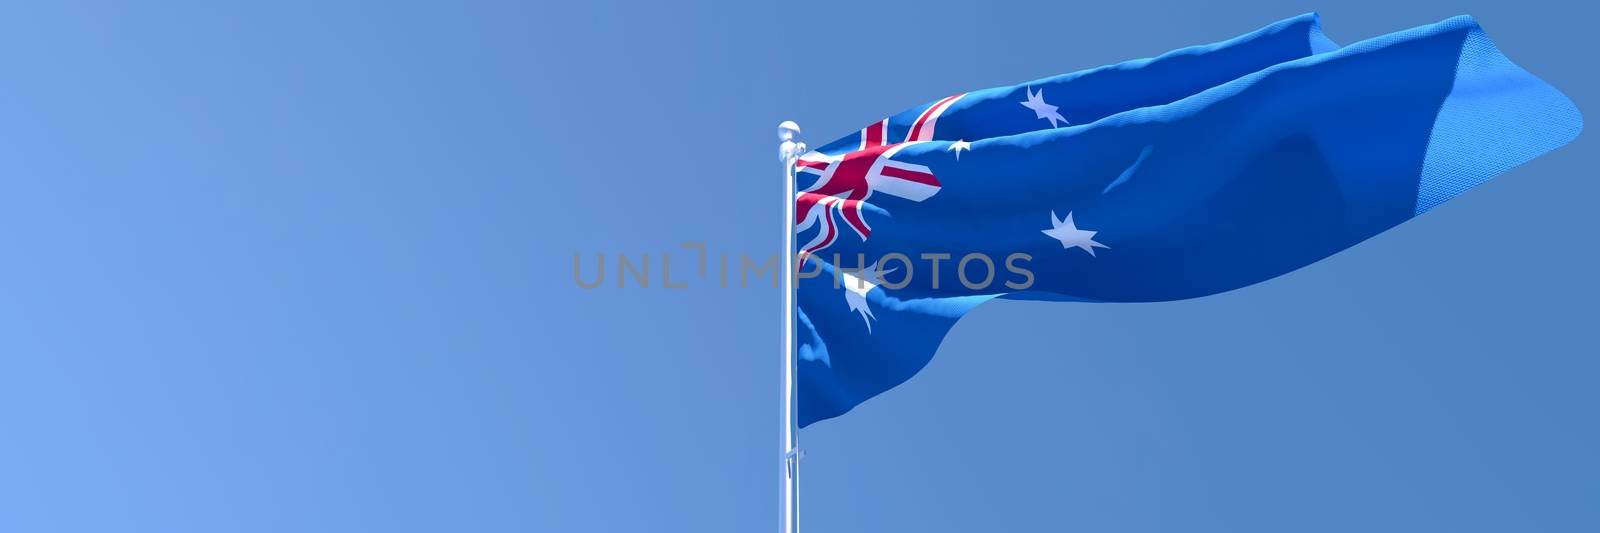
841, 260, 896, 333
1021, 87, 1069, 128
948, 139, 971, 160
1042, 210, 1107, 256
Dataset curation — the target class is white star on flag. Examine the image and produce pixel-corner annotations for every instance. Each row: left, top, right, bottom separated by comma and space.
1042, 210, 1108, 256
1021, 87, 1069, 128
948, 139, 972, 160
841, 260, 896, 333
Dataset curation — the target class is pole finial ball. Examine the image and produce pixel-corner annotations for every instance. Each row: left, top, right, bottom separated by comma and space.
778, 121, 801, 142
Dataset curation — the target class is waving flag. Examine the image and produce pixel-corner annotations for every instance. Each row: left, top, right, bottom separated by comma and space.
794, 14, 1581, 427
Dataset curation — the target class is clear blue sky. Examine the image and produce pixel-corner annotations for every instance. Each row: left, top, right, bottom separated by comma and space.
0, 1, 1594, 532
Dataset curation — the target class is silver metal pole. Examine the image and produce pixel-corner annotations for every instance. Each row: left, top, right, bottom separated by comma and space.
778, 121, 805, 533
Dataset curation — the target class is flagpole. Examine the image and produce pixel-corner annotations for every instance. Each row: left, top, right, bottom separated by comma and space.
778, 121, 805, 533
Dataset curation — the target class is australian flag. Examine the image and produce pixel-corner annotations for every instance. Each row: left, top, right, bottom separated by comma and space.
794, 14, 1582, 427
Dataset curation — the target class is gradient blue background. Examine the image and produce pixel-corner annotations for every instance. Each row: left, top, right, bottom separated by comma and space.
0, 1, 1593, 531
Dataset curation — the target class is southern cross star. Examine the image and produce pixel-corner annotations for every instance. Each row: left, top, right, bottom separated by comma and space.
1042, 210, 1108, 256
1021, 86, 1069, 128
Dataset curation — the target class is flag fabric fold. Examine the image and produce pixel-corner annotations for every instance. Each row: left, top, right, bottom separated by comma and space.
794, 14, 1582, 428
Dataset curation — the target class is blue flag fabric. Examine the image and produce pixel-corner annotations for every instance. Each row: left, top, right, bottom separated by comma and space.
793, 14, 1582, 428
